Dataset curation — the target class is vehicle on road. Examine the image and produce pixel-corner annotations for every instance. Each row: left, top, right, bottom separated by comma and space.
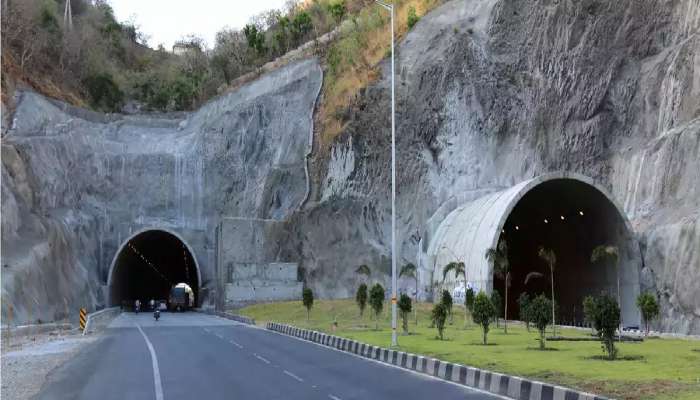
169, 286, 189, 311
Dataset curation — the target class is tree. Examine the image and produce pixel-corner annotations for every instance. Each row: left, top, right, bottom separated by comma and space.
356, 283, 368, 318
596, 294, 621, 360
442, 261, 467, 326
399, 263, 419, 324
243, 23, 266, 55
369, 283, 385, 330
538, 246, 558, 336
490, 290, 503, 328
291, 11, 312, 43
517, 292, 531, 332
486, 239, 510, 332
465, 287, 475, 313
441, 290, 453, 325
327, 0, 345, 25
529, 294, 553, 350
591, 245, 621, 329
407, 6, 419, 29
472, 291, 496, 345
302, 288, 313, 321
431, 303, 447, 340
398, 294, 412, 335
636, 292, 659, 336
355, 264, 371, 282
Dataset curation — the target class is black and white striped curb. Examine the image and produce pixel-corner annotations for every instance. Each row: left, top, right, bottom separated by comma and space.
266, 322, 609, 400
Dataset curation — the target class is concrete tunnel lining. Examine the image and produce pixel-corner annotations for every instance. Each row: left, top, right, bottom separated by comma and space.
107, 228, 202, 308
427, 172, 641, 326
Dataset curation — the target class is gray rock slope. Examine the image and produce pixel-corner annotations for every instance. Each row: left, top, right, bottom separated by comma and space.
299, 0, 699, 333
1, 59, 322, 324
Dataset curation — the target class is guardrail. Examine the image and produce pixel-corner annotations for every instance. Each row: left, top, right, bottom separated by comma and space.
83, 307, 121, 335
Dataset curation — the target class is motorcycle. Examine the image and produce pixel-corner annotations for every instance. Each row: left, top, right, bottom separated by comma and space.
154, 309, 160, 321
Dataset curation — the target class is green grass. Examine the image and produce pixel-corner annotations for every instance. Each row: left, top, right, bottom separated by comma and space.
239, 299, 700, 400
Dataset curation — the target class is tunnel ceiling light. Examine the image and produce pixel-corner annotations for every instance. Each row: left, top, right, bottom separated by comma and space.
544, 219, 548, 224
579, 210, 584, 216
515, 225, 519, 230
560, 215, 565, 220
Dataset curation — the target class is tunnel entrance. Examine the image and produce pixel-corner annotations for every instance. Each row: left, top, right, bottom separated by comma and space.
427, 173, 641, 327
494, 179, 631, 326
108, 229, 200, 309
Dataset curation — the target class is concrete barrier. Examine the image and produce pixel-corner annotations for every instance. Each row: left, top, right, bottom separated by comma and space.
83, 307, 121, 335
266, 322, 610, 400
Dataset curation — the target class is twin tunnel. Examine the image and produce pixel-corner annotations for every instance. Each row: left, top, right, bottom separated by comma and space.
427, 172, 641, 327
108, 229, 200, 308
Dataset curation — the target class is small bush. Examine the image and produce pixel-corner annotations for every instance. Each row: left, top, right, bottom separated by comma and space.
356, 283, 368, 318
302, 288, 314, 321
431, 302, 447, 340
472, 291, 496, 345
441, 289, 453, 324
517, 292, 531, 331
83, 72, 124, 112
490, 290, 502, 327
369, 283, 385, 330
407, 6, 419, 29
465, 287, 475, 313
597, 294, 621, 360
398, 293, 412, 335
530, 294, 552, 350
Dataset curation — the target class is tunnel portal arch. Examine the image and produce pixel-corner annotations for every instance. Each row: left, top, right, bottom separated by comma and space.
427, 172, 641, 326
107, 228, 202, 308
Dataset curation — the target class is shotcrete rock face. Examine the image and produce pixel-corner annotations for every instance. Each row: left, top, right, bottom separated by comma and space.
428, 173, 641, 326
108, 230, 200, 307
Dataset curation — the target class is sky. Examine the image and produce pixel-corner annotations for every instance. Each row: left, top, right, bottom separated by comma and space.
110, 0, 288, 50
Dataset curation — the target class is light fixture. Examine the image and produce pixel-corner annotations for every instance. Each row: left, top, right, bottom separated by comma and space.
515, 225, 519, 230
579, 211, 584, 216
560, 215, 565, 220
544, 219, 548, 224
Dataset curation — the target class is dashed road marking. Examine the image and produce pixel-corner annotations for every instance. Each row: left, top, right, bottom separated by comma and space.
254, 354, 271, 364
328, 395, 342, 400
229, 340, 243, 349
283, 370, 304, 382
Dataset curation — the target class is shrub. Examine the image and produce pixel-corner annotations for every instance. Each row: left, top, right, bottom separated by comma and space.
302, 288, 314, 321
407, 6, 419, 29
291, 11, 313, 42
327, 1, 346, 24
583, 295, 601, 332
83, 72, 124, 112
243, 24, 266, 55
369, 283, 385, 330
517, 292, 531, 331
636, 292, 659, 336
472, 291, 496, 345
431, 303, 447, 340
465, 287, 475, 313
596, 294, 621, 360
490, 290, 503, 327
441, 289, 453, 324
356, 283, 368, 317
398, 293, 412, 335
530, 294, 553, 350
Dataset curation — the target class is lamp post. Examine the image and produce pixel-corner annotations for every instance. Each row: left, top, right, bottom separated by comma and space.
375, 0, 397, 347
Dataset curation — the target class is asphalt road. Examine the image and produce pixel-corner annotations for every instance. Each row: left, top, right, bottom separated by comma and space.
36, 312, 502, 400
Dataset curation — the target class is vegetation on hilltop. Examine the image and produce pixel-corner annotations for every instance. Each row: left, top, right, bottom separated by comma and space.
1, 0, 441, 140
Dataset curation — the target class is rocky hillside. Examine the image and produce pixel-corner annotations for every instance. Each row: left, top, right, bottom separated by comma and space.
2, 0, 698, 333
297, 0, 699, 333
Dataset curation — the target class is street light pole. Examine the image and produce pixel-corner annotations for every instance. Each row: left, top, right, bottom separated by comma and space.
376, 0, 397, 347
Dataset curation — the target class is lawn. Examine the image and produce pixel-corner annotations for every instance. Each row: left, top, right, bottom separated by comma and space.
239, 299, 700, 400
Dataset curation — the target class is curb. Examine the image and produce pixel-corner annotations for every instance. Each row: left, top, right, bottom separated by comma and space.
266, 322, 609, 400
196, 309, 256, 325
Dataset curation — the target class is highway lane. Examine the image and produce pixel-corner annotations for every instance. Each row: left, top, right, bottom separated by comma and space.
36, 312, 503, 400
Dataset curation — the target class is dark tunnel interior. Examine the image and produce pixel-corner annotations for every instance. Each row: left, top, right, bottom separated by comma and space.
493, 179, 627, 326
109, 230, 198, 308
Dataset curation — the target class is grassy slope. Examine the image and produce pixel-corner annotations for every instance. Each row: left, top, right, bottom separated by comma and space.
240, 299, 700, 400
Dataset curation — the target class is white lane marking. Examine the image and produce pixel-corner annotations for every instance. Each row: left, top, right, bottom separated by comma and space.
328, 395, 342, 400
136, 324, 164, 400
283, 370, 304, 382
229, 340, 243, 349
254, 354, 271, 364
263, 328, 510, 400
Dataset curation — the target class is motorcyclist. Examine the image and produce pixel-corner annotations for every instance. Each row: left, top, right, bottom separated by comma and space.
154, 307, 160, 321
135, 299, 141, 314
150, 299, 155, 311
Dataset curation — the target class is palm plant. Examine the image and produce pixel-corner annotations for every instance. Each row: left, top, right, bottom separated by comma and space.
485, 239, 510, 333
537, 246, 557, 336
355, 264, 371, 282
442, 261, 468, 327
591, 245, 621, 326
399, 263, 419, 325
